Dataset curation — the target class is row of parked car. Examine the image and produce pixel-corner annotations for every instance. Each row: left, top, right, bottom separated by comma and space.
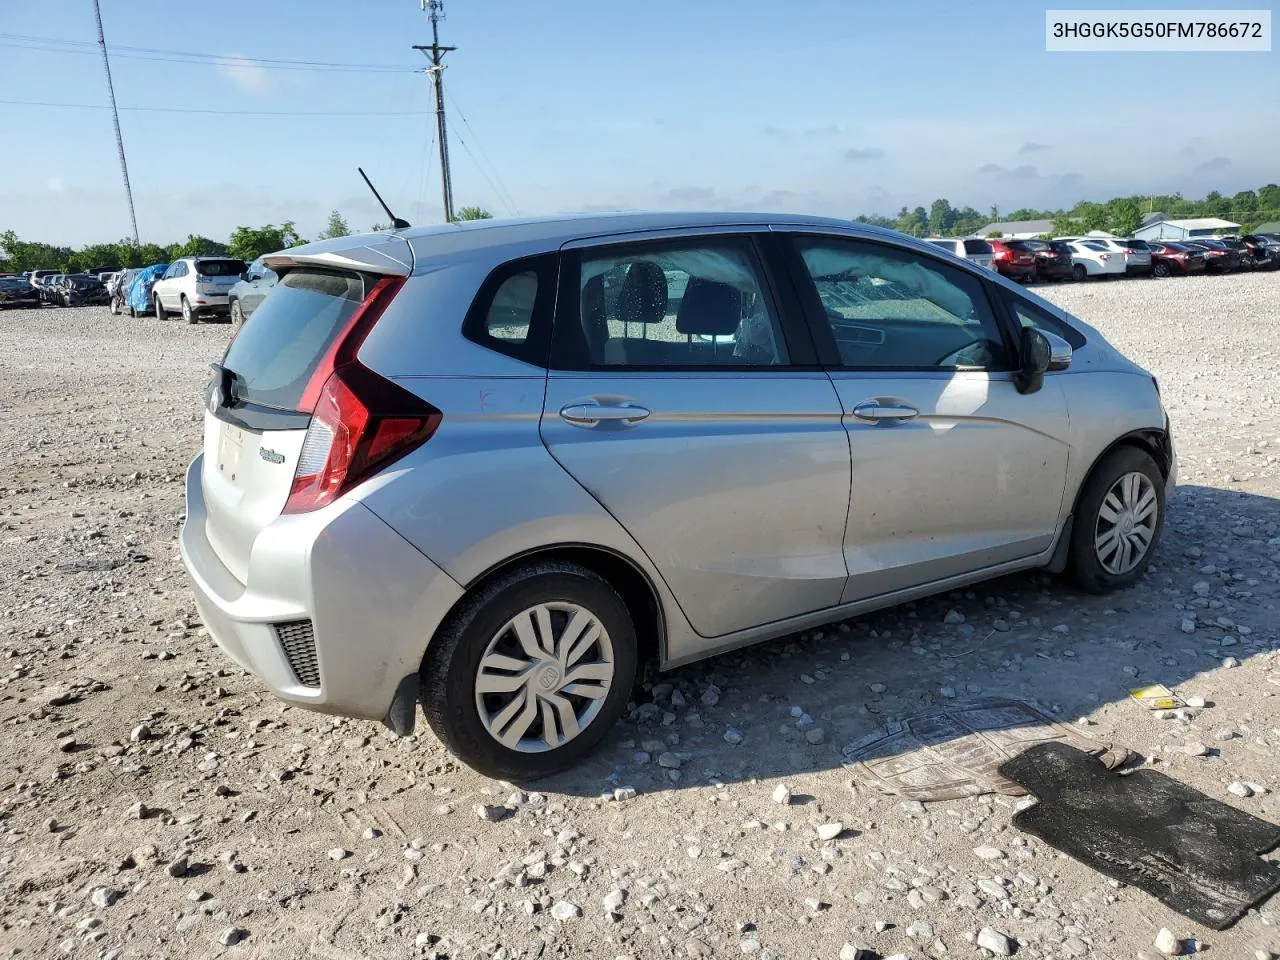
0, 270, 111, 308
926, 233, 1280, 282
7, 257, 279, 324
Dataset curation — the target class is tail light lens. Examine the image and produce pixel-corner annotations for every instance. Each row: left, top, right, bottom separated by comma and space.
283, 276, 442, 515
993, 249, 1009, 260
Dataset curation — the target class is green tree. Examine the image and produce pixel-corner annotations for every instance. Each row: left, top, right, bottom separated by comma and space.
167, 235, 229, 260
227, 222, 304, 262
451, 206, 494, 222
1051, 216, 1082, 237
1231, 190, 1258, 215
1257, 183, 1280, 211
371, 222, 391, 232
951, 207, 985, 236
1106, 198, 1142, 237
895, 206, 928, 237
928, 198, 956, 236
1201, 191, 1230, 218
318, 210, 350, 240
1072, 202, 1109, 232
0, 231, 73, 273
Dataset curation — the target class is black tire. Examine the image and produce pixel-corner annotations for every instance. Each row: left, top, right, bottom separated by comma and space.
230, 298, 245, 331
181, 296, 198, 324
421, 561, 638, 781
1152, 261, 1171, 278
1071, 264, 1087, 282
1068, 446, 1166, 594
154, 295, 167, 321
127, 304, 137, 318
109, 296, 120, 316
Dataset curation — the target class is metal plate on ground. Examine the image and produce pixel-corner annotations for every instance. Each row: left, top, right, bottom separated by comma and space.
841, 698, 1127, 802
1000, 742, 1280, 930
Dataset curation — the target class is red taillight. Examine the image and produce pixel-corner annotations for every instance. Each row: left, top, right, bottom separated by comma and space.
282, 277, 441, 515
993, 249, 1009, 260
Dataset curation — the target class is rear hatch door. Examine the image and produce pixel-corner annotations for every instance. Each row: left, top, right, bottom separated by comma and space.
196, 258, 247, 296
201, 237, 411, 582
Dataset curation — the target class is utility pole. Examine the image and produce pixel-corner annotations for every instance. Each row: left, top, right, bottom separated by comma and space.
414, 1, 456, 223
91, 0, 139, 243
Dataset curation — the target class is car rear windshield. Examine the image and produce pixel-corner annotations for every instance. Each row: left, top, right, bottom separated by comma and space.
220, 269, 366, 412
1121, 240, 1150, 251
962, 239, 992, 255
197, 259, 246, 277
68, 274, 101, 287
928, 240, 958, 253
1011, 240, 1046, 251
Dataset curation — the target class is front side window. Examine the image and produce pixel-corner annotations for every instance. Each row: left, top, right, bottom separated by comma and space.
794, 237, 1007, 370
577, 239, 787, 367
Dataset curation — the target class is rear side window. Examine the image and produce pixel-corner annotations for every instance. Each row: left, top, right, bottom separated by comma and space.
198, 259, 246, 277
222, 269, 365, 411
462, 253, 557, 366
963, 239, 992, 255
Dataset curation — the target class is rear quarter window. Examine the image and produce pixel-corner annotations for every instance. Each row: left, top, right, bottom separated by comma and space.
462, 253, 558, 366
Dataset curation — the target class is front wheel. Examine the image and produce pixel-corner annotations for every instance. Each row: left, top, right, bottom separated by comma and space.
1069, 447, 1165, 593
421, 562, 638, 781
1071, 264, 1087, 281
1152, 261, 1171, 278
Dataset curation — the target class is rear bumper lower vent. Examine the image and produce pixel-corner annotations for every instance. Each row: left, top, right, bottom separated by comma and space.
273, 620, 320, 687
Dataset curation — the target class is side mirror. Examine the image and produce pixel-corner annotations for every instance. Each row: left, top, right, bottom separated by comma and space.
1014, 327, 1051, 395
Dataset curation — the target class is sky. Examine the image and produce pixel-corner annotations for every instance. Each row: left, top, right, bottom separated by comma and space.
1, 0, 1277, 246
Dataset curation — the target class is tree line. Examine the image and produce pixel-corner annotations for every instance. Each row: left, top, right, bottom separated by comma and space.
857, 184, 1280, 239
0, 207, 494, 274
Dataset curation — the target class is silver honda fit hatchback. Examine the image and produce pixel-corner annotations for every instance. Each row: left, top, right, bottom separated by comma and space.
180, 212, 1174, 779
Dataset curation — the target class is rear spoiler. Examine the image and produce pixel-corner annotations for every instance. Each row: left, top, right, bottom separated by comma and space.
262, 234, 414, 277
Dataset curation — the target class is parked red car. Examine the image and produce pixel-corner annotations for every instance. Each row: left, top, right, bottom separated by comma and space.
1147, 242, 1207, 277
986, 239, 1037, 282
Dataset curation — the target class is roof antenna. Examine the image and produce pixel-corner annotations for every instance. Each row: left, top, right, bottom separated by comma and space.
358, 167, 411, 229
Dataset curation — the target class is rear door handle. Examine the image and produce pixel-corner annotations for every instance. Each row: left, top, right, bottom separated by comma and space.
559, 402, 651, 426
851, 400, 918, 422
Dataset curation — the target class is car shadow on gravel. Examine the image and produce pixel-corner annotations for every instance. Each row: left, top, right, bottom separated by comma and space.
533, 484, 1280, 796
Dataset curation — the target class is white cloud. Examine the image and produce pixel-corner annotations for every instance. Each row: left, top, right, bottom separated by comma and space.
218, 56, 272, 94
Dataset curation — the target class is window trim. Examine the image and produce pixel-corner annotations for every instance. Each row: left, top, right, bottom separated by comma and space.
548, 233, 819, 373
777, 232, 1018, 373
461, 252, 559, 368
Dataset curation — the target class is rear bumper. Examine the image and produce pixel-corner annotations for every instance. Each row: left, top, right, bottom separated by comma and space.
179, 454, 465, 721
191, 294, 231, 313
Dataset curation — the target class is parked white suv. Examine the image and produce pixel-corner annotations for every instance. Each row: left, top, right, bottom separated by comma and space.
926, 237, 995, 270
151, 256, 246, 323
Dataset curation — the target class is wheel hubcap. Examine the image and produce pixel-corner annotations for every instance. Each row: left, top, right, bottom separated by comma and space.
1094, 471, 1158, 575
474, 602, 614, 753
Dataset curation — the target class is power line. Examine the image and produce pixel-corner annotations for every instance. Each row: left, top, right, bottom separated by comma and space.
445, 90, 520, 216
450, 126, 516, 217
0, 33, 418, 73
0, 97, 426, 116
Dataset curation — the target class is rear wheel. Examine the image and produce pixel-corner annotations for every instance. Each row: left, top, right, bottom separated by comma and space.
109, 296, 120, 316
421, 561, 638, 780
1069, 447, 1165, 593
154, 295, 167, 321
1152, 261, 1171, 278
1071, 264, 1087, 281
181, 296, 197, 324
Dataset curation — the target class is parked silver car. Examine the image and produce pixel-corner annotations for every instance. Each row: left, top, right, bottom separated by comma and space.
925, 237, 995, 270
181, 212, 1175, 779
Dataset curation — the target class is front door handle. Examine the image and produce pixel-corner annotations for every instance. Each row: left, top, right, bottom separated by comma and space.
851, 400, 918, 423
559, 402, 651, 426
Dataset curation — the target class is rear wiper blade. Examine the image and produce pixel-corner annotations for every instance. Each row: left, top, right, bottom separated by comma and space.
208, 362, 243, 408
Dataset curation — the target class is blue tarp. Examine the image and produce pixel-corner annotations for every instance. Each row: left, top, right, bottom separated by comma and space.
126, 263, 168, 314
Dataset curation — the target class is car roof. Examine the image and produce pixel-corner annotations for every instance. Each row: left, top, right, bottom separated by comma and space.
270, 210, 950, 276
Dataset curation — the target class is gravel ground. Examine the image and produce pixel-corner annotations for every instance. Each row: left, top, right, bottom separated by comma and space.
1, 272, 1279, 960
